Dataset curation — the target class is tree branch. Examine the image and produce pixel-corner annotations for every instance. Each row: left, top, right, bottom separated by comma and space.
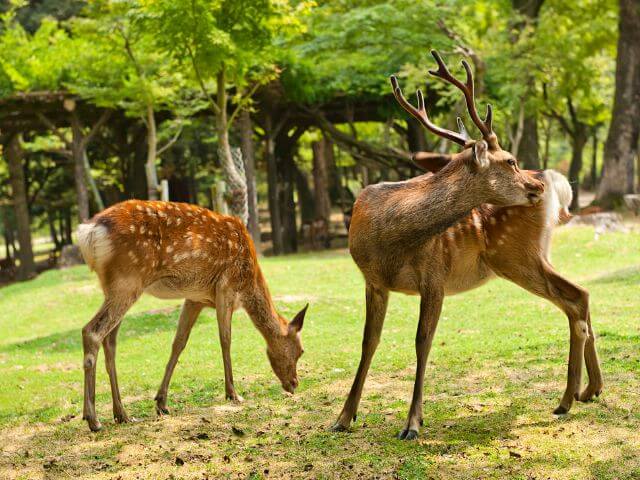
227, 81, 262, 130
36, 113, 68, 145
80, 110, 112, 150
156, 124, 184, 155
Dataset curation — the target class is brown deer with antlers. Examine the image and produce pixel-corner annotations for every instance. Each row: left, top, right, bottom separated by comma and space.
330, 50, 600, 440
77, 201, 308, 431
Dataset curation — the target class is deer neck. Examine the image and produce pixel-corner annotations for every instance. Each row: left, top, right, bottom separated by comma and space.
240, 267, 287, 343
390, 165, 485, 241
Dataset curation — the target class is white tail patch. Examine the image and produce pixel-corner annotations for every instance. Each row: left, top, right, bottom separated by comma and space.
542, 170, 572, 228
77, 223, 113, 271
540, 170, 572, 261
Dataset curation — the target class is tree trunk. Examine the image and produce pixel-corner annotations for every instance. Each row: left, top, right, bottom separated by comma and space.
215, 68, 248, 224
518, 114, 541, 169
294, 164, 315, 227
406, 118, 428, 152
47, 210, 61, 251
596, 0, 640, 207
275, 129, 300, 254
569, 129, 588, 211
311, 138, 332, 221
63, 207, 73, 245
6, 135, 36, 280
511, 0, 544, 170
2, 206, 15, 260
590, 128, 599, 190
265, 120, 283, 255
279, 154, 297, 254
239, 109, 261, 252
146, 104, 160, 200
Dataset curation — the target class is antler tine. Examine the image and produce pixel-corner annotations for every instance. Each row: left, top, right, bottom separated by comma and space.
389, 75, 467, 147
456, 117, 470, 141
428, 50, 498, 148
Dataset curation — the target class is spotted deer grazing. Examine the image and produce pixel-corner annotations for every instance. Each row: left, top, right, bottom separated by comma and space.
77, 200, 307, 432
332, 50, 552, 439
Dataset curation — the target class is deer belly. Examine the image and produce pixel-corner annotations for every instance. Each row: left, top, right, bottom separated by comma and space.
145, 279, 213, 304
444, 260, 494, 295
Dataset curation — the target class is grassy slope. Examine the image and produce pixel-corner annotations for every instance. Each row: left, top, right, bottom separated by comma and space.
0, 226, 639, 479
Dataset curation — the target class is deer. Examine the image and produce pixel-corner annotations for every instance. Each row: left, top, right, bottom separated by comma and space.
331, 49, 563, 440
76, 200, 308, 432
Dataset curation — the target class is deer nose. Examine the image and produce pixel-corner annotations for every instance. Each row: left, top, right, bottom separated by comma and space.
525, 180, 544, 194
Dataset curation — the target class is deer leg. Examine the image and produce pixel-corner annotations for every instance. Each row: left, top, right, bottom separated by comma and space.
82, 293, 138, 432
398, 286, 444, 440
577, 310, 604, 402
215, 289, 241, 402
155, 300, 204, 415
490, 259, 598, 414
331, 284, 388, 432
102, 323, 129, 423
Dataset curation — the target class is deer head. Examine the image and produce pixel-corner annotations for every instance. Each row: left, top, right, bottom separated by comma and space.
266, 304, 307, 393
390, 50, 544, 206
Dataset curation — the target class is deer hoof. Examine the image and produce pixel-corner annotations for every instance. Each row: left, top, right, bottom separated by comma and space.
85, 417, 102, 432
114, 413, 131, 424
553, 405, 568, 415
397, 428, 419, 440
155, 404, 170, 416
329, 422, 349, 433
226, 394, 244, 403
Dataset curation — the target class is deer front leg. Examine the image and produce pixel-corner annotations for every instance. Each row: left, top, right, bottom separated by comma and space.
155, 300, 204, 415
215, 290, 241, 402
331, 284, 388, 432
102, 323, 129, 424
398, 286, 444, 440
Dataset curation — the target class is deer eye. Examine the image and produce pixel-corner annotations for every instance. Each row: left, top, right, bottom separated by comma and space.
507, 159, 517, 167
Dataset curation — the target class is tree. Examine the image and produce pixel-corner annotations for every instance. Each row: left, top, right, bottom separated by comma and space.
596, 0, 640, 206
142, 0, 301, 223
66, 1, 199, 201
4, 134, 35, 279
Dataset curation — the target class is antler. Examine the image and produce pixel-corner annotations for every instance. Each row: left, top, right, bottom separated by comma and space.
428, 50, 498, 149
390, 75, 469, 147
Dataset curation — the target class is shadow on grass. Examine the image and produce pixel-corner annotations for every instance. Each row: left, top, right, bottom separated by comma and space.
587, 266, 640, 285
0, 306, 196, 355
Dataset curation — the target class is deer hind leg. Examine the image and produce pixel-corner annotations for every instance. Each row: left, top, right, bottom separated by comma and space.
215, 288, 241, 402
82, 291, 139, 431
331, 284, 388, 432
102, 323, 129, 423
155, 300, 204, 415
398, 285, 444, 440
577, 310, 604, 402
492, 259, 601, 413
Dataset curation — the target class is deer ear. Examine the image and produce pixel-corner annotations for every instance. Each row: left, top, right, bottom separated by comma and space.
288, 304, 308, 333
472, 140, 490, 169
412, 152, 452, 173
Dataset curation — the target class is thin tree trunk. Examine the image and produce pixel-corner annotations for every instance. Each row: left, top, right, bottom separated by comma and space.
569, 131, 587, 211
311, 138, 332, 221
265, 115, 283, 255
63, 207, 72, 244
596, 0, 640, 206
6, 134, 36, 280
239, 109, 261, 252
294, 165, 315, 227
47, 210, 61, 251
2, 207, 14, 260
146, 104, 160, 200
591, 128, 599, 190
216, 68, 248, 223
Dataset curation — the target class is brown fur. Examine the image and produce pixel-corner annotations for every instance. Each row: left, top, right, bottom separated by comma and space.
77, 200, 307, 432
333, 164, 602, 439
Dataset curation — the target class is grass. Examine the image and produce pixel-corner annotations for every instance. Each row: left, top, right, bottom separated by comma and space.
1, 225, 639, 479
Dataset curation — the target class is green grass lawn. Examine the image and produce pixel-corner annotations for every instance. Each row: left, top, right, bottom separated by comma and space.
1, 226, 639, 479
